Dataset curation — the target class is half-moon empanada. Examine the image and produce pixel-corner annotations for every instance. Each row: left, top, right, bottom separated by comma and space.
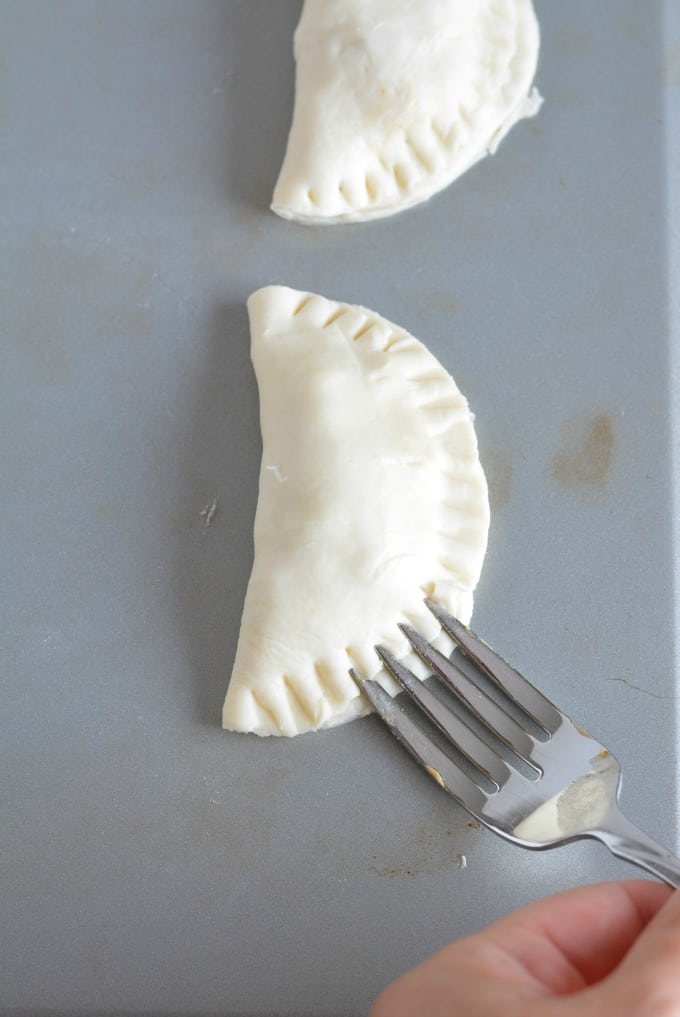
272, 0, 541, 224
223, 286, 490, 736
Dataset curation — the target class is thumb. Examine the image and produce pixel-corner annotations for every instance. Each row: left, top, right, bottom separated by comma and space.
589, 888, 680, 1015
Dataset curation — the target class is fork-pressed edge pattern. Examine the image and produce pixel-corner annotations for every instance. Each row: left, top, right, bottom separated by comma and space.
350, 600, 680, 887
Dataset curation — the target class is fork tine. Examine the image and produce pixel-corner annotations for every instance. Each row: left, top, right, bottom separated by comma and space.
399, 623, 539, 764
425, 600, 562, 733
349, 668, 490, 814
375, 647, 508, 786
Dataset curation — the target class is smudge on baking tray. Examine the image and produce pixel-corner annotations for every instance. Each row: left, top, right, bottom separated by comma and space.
200, 497, 218, 528
551, 413, 614, 488
369, 823, 479, 877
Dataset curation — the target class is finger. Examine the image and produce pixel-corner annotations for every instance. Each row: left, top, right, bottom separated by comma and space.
370, 881, 672, 1016
627, 884, 680, 939
589, 888, 680, 1015
473, 880, 672, 996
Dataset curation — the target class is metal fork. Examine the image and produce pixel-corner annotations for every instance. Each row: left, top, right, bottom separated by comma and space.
349, 600, 680, 887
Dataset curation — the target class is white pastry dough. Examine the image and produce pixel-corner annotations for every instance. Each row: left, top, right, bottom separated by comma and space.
223, 286, 490, 737
272, 0, 541, 224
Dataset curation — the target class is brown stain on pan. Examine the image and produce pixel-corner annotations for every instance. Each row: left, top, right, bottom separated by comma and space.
552, 414, 614, 488
368, 821, 481, 877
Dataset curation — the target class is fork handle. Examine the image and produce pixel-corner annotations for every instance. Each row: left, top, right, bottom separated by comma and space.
595, 809, 680, 887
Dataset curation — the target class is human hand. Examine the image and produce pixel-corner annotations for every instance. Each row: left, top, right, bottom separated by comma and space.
371, 881, 680, 1016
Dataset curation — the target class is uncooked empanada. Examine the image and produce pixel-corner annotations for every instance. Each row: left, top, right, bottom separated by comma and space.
272, 0, 541, 224
223, 286, 490, 737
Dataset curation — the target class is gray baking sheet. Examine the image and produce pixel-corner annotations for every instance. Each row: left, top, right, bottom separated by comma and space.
2, 2, 679, 1015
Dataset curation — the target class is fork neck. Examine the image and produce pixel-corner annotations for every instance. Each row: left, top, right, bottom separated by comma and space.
594, 806, 680, 888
